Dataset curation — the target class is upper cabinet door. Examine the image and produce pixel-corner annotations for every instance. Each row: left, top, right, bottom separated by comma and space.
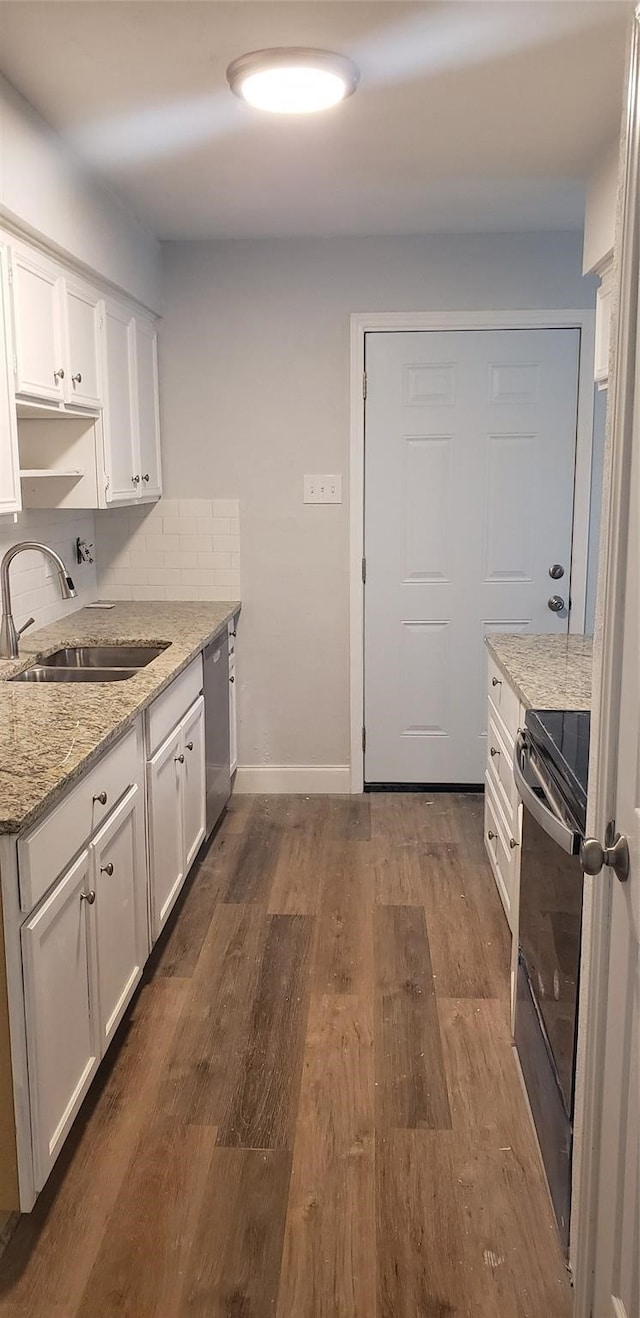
102, 301, 138, 504
63, 279, 103, 409
134, 316, 162, 499
0, 245, 21, 515
11, 246, 65, 402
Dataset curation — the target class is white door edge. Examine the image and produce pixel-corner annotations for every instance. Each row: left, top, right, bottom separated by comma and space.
349, 308, 596, 792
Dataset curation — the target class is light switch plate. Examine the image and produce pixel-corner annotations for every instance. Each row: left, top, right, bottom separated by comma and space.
304, 474, 342, 504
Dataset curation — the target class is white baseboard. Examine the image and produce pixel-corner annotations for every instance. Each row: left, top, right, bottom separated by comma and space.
233, 764, 351, 794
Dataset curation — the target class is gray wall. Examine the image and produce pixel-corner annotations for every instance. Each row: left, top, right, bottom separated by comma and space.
159, 232, 597, 771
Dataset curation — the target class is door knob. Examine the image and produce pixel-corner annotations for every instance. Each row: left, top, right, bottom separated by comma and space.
142, 473, 150, 482
53, 367, 65, 383
548, 595, 565, 613
581, 831, 630, 882
175, 753, 185, 764
72, 372, 82, 384
100, 862, 114, 877
93, 790, 107, 806
185, 741, 194, 751
132, 474, 140, 485
549, 564, 565, 580
80, 889, 96, 905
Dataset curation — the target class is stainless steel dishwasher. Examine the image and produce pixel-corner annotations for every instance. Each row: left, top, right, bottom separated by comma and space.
203, 631, 231, 837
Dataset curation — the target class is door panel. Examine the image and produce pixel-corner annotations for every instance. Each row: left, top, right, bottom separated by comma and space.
12, 248, 64, 402
182, 695, 206, 872
0, 245, 21, 514
134, 316, 162, 498
364, 328, 580, 783
91, 784, 147, 1049
102, 303, 137, 504
21, 848, 99, 1189
147, 727, 184, 941
64, 281, 102, 408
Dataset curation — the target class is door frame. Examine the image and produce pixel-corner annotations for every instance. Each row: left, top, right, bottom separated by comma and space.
571, 11, 639, 1311
349, 308, 596, 792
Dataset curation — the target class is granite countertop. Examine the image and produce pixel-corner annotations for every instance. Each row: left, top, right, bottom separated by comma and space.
485, 633, 592, 712
0, 600, 240, 835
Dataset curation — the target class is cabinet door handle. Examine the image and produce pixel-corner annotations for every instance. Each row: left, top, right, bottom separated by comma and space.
72, 372, 82, 384
93, 790, 108, 806
100, 862, 114, 876
491, 676, 501, 687
490, 746, 499, 758
185, 741, 194, 752
132, 474, 140, 485
509, 838, 519, 850
80, 889, 96, 905
229, 674, 235, 683
230, 628, 237, 638
487, 830, 496, 841
142, 473, 150, 482
54, 367, 65, 383
175, 753, 185, 764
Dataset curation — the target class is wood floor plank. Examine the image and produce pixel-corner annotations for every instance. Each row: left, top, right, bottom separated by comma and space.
75, 1120, 218, 1318
371, 839, 426, 906
0, 979, 188, 1317
374, 905, 451, 1130
418, 842, 509, 1000
217, 914, 313, 1149
276, 994, 375, 1318
157, 901, 267, 1126
222, 818, 281, 903
179, 1148, 291, 1318
267, 799, 330, 916
311, 843, 374, 995
377, 1129, 466, 1318
325, 795, 372, 841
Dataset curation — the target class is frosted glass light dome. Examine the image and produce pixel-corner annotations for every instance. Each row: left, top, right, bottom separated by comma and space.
227, 48, 360, 114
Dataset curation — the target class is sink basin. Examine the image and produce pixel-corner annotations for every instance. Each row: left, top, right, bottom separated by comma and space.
11, 666, 139, 683
41, 644, 168, 669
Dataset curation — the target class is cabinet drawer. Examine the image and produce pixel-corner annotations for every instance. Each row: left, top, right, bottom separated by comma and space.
18, 726, 139, 914
487, 655, 521, 742
145, 654, 203, 756
484, 774, 519, 929
487, 707, 519, 827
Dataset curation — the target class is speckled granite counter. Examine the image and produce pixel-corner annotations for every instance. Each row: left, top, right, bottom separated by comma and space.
0, 600, 240, 834
485, 633, 592, 712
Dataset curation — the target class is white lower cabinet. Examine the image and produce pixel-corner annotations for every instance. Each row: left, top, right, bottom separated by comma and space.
21, 847, 100, 1191
147, 694, 205, 941
91, 783, 148, 1051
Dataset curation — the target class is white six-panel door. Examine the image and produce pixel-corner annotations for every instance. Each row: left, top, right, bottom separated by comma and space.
364, 328, 580, 783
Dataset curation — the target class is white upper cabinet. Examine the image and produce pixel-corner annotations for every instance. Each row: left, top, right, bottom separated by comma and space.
102, 303, 163, 505
63, 278, 103, 409
11, 245, 65, 403
134, 316, 162, 498
0, 244, 21, 515
102, 300, 138, 504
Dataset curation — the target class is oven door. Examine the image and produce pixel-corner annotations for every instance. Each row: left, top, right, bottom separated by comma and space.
513, 730, 585, 1253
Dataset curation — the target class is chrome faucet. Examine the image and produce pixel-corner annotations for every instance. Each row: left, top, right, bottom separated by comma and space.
0, 543, 76, 659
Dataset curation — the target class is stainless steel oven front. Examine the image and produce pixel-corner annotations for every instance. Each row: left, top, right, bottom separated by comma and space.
513, 728, 584, 1254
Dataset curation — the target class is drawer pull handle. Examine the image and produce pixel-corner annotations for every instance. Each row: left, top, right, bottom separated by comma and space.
491, 676, 501, 687
509, 838, 519, 850
100, 862, 114, 876
229, 674, 235, 684
490, 746, 499, 758
54, 367, 65, 383
72, 372, 82, 384
487, 830, 496, 841
230, 628, 237, 638
185, 741, 194, 752
81, 889, 96, 905
93, 791, 108, 806
175, 753, 185, 764
142, 473, 150, 482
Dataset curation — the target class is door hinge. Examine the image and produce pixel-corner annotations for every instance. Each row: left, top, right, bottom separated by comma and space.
362, 556, 367, 584
362, 726, 366, 753
362, 369, 367, 400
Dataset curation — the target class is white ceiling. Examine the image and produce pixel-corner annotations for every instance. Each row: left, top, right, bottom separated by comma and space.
0, 1, 630, 239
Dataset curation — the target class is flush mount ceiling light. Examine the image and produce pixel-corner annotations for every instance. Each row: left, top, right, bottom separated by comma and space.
226, 48, 360, 114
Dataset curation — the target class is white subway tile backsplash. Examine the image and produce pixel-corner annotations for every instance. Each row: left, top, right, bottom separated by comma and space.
0, 509, 98, 632
94, 497, 240, 604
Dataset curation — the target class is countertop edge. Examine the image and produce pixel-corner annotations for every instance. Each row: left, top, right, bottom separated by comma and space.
0, 604, 240, 837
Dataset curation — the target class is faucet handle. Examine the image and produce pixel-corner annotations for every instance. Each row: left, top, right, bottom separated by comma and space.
17, 617, 35, 639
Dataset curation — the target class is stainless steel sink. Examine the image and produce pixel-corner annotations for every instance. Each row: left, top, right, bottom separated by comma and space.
9, 642, 169, 683
41, 644, 168, 668
11, 666, 139, 683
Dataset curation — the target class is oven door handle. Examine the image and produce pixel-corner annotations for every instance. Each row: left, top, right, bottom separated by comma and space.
513, 731, 581, 855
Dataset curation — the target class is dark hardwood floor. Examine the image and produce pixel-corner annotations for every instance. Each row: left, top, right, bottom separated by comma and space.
0, 793, 573, 1317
